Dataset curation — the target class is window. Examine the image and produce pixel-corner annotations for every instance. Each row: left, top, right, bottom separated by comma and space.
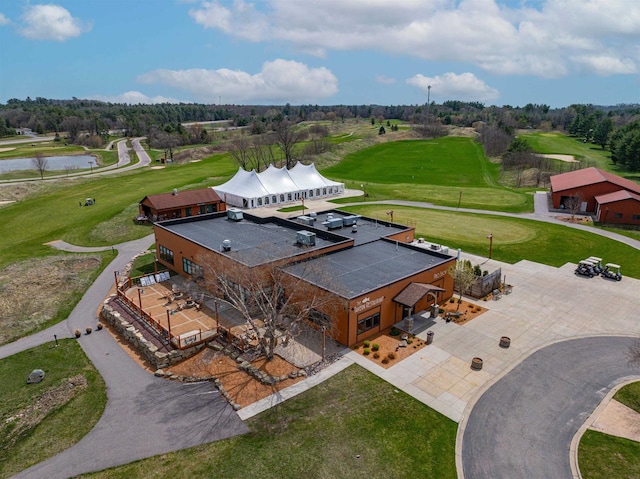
207, 204, 214, 213
323, 188, 327, 195
309, 190, 313, 197
265, 196, 270, 205
258, 197, 263, 206
308, 309, 331, 328
614, 212, 623, 219
633, 215, 640, 220
316, 189, 320, 196
200, 205, 206, 214
280, 194, 285, 202
272, 195, 277, 203
186, 207, 192, 217
328, 187, 333, 194
182, 258, 203, 278
357, 311, 380, 334
158, 245, 174, 265
287, 193, 292, 201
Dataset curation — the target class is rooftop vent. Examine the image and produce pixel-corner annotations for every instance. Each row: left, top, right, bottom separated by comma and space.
227, 208, 243, 221
222, 239, 232, 251
296, 230, 316, 246
309, 212, 317, 219
172, 188, 178, 195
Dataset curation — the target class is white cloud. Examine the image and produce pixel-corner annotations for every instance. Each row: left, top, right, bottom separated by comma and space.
571, 55, 637, 75
375, 74, 396, 85
19, 4, 90, 41
407, 72, 500, 103
137, 59, 339, 103
0, 13, 10, 26
91, 91, 183, 105
187, 0, 640, 78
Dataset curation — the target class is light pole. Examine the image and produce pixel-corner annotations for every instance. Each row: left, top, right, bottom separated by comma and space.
360, 184, 366, 202
487, 233, 493, 259
88, 160, 94, 173
426, 85, 431, 126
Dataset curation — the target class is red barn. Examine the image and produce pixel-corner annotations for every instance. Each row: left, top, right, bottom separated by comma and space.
550, 167, 640, 224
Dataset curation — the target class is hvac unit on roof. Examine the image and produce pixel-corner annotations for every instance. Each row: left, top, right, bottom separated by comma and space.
323, 218, 343, 230
298, 215, 315, 226
342, 215, 361, 226
296, 230, 316, 246
227, 208, 243, 221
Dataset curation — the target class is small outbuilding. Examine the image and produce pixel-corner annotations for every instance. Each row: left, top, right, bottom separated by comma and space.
138, 188, 225, 222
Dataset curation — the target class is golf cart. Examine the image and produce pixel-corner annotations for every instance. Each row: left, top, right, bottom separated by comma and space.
601, 263, 622, 281
575, 260, 596, 277
586, 256, 604, 274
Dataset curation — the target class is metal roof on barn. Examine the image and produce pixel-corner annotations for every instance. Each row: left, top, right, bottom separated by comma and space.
550, 167, 640, 195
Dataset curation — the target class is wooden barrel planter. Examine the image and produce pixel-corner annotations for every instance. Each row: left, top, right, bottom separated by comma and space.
499, 336, 511, 348
471, 357, 483, 370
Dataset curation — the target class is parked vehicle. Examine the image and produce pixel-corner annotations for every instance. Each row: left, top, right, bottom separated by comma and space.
575, 260, 596, 277
586, 256, 604, 274
601, 263, 622, 281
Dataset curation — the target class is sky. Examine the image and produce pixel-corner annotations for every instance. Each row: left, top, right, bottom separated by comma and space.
0, 0, 639, 108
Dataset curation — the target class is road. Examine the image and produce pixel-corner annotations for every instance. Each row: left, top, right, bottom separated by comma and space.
461, 336, 640, 479
1, 235, 248, 479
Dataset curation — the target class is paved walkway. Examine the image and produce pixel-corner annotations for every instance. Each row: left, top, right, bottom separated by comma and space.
2, 235, 247, 479
461, 336, 640, 479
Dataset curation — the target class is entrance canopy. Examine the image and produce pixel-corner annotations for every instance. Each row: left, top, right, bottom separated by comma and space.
213, 162, 344, 209
393, 283, 445, 307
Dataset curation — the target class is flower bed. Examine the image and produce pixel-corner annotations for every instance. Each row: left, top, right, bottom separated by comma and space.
353, 328, 428, 368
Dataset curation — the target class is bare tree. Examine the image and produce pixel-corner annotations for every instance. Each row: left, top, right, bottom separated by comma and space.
229, 135, 252, 170
196, 252, 337, 360
565, 192, 584, 223
31, 153, 48, 179
272, 120, 307, 169
447, 260, 477, 311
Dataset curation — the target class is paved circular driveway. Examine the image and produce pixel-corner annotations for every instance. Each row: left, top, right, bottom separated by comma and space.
461, 336, 640, 479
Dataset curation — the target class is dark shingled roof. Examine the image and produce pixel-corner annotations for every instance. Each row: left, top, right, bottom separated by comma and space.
393, 283, 445, 307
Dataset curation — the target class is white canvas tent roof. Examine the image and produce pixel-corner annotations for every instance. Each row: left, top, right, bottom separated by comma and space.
213, 162, 344, 208
288, 162, 343, 189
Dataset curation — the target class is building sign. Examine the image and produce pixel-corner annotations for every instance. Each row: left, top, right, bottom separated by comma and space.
434, 270, 447, 280
354, 295, 385, 313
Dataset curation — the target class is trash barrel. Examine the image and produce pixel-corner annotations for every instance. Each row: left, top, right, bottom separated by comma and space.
426, 331, 434, 345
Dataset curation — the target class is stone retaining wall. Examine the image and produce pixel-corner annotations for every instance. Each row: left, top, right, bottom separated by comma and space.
101, 298, 205, 369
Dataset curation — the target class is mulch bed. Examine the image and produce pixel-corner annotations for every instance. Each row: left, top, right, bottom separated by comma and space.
352, 328, 429, 369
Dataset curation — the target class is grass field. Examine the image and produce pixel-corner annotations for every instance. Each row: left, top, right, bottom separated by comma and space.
0, 340, 107, 479
579, 430, 640, 478
517, 131, 613, 170
0, 152, 237, 268
323, 137, 532, 212
614, 382, 640, 413
340, 204, 640, 279
81, 365, 457, 479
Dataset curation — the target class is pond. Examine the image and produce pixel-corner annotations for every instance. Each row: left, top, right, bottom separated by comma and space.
0, 155, 97, 173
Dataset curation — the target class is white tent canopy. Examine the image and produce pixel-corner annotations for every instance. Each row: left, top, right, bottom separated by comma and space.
213, 162, 344, 209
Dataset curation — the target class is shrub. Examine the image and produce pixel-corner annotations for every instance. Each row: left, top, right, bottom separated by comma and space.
373, 352, 380, 359
364, 340, 370, 348
387, 352, 396, 360
449, 298, 455, 303
372, 343, 379, 351
457, 298, 462, 303
382, 357, 390, 364
438, 308, 445, 314
363, 348, 370, 355
406, 338, 413, 345
390, 328, 401, 336
96, 323, 103, 330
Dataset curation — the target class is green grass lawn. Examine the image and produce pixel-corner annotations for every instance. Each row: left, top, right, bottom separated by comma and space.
81, 364, 457, 479
322, 137, 531, 212
0, 152, 236, 268
614, 382, 640, 413
340, 204, 640, 279
517, 131, 613, 170
579, 430, 640, 479
0, 340, 107, 479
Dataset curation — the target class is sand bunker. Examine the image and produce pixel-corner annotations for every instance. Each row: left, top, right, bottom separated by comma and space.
540, 153, 578, 163
150, 166, 165, 170
0, 147, 16, 153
